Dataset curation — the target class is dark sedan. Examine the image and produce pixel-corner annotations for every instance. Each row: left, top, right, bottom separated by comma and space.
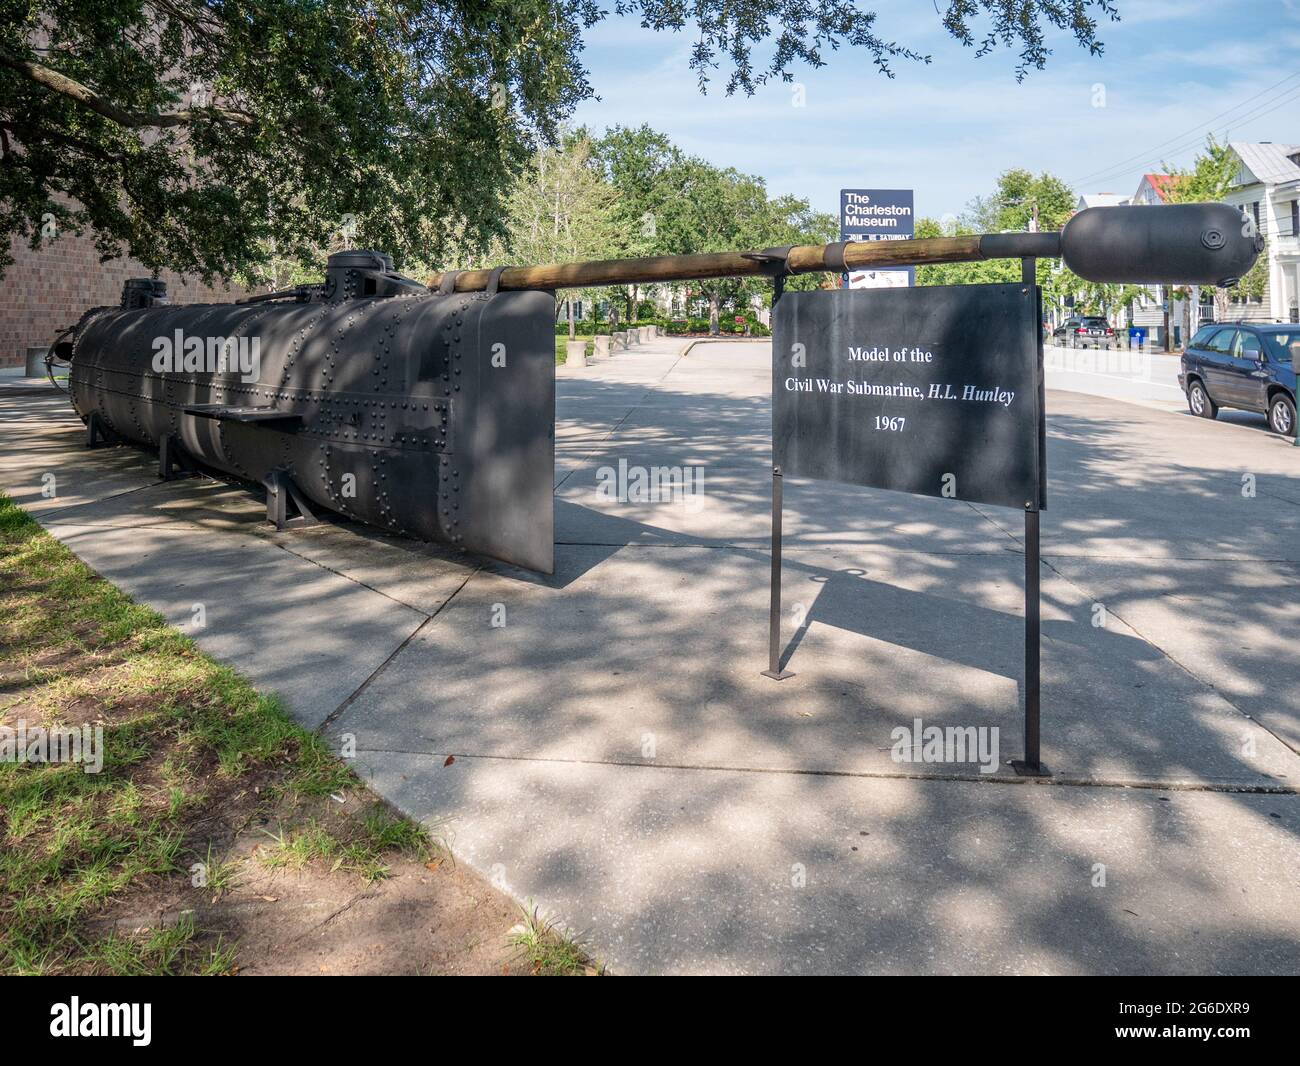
1052, 315, 1115, 349
1179, 323, 1298, 437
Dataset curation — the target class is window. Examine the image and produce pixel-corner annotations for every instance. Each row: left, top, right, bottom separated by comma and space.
1263, 332, 1296, 364
1292, 200, 1299, 238
1189, 325, 1218, 348
1252, 201, 1261, 230
1234, 331, 1263, 359
1206, 328, 1236, 353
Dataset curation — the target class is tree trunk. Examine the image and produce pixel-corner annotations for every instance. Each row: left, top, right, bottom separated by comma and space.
630, 284, 639, 321
567, 298, 575, 340
708, 292, 720, 336
1214, 287, 1231, 323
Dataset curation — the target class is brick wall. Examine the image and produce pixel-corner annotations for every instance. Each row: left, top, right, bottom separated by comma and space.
1, 231, 254, 368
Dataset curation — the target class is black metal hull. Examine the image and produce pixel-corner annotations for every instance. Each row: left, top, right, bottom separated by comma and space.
68, 288, 557, 573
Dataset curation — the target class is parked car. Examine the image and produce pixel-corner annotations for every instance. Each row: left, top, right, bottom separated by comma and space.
1179, 323, 1298, 436
1052, 315, 1115, 349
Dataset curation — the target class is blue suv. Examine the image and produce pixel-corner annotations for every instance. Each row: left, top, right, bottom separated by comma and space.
1179, 323, 1298, 437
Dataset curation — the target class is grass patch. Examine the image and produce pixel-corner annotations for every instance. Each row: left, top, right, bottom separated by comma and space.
554, 335, 595, 364
256, 805, 432, 884
508, 902, 600, 976
0, 493, 428, 974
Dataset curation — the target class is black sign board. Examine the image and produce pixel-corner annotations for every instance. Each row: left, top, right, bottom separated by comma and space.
772, 283, 1044, 511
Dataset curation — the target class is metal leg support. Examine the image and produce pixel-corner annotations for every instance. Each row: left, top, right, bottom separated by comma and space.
265, 469, 319, 531
1011, 505, 1048, 776
158, 435, 196, 481
761, 466, 795, 681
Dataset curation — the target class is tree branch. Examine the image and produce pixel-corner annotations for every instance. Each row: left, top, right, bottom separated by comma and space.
0, 53, 254, 128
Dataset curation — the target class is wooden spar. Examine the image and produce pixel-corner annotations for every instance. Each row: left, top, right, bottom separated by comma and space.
425, 232, 1063, 293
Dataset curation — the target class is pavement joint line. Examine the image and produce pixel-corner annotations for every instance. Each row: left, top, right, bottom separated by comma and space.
258, 534, 447, 617
940, 497, 1300, 763
33, 475, 175, 522
346, 747, 1299, 794
1258, 488, 1300, 509
551, 541, 1300, 573
1036, 554, 1300, 566
552, 540, 1022, 555
963, 500, 1027, 546
314, 566, 481, 735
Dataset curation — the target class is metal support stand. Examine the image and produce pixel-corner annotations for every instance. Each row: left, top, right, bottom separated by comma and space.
1011, 504, 1048, 776
85, 411, 115, 448
265, 469, 319, 531
158, 434, 195, 480
762, 465, 795, 680
1012, 255, 1049, 777
762, 269, 795, 681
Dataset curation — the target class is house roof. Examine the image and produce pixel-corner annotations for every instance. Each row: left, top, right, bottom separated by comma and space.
1077, 193, 1130, 210
1138, 173, 1178, 202
1229, 142, 1300, 187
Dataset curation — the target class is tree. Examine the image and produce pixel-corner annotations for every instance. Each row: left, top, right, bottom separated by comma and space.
918, 169, 1076, 293
1165, 136, 1238, 203
487, 131, 619, 336
591, 124, 682, 321
592, 125, 680, 257
592, 128, 835, 328
650, 157, 834, 332
1, 1, 1123, 281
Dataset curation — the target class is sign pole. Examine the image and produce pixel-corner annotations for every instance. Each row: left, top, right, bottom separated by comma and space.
763, 274, 794, 680
1013, 256, 1048, 776
762, 462, 794, 681
1021, 506, 1042, 771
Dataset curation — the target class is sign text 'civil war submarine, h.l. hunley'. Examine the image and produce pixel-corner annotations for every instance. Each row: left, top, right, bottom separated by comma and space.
52, 203, 1262, 574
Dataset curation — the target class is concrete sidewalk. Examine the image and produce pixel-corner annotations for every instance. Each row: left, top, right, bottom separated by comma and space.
3, 339, 1298, 974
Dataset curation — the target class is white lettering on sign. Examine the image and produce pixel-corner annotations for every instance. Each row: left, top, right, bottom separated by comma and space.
779, 338, 1019, 428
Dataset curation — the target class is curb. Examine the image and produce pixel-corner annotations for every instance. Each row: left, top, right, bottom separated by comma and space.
678, 337, 770, 357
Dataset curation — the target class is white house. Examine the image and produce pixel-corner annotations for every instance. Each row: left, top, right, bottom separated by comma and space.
1075, 192, 1129, 211
1222, 142, 1300, 324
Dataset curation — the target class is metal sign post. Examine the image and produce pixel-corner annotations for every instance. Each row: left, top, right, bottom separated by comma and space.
1012, 256, 1048, 776
763, 266, 1049, 774
763, 273, 795, 681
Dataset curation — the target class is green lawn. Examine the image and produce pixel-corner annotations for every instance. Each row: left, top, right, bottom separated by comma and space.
0, 493, 596, 976
0, 495, 421, 974
554, 335, 595, 364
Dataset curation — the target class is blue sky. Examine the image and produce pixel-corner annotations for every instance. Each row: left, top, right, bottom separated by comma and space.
571, 0, 1300, 223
